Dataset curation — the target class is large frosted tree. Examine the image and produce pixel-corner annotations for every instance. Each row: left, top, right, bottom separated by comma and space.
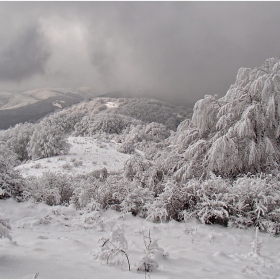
164, 57, 280, 181
27, 117, 71, 160
0, 143, 24, 200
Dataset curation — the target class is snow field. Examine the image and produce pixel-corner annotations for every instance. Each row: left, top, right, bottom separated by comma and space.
1, 199, 280, 279
16, 136, 131, 178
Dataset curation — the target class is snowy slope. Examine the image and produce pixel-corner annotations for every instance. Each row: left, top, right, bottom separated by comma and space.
4, 133, 280, 279
16, 136, 131, 178
0, 199, 280, 279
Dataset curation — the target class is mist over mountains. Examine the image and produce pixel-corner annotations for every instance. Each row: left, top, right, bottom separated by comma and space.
1, 2, 280, 106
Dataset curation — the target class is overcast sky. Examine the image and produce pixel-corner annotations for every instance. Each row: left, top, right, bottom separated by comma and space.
0, 2, 280, 106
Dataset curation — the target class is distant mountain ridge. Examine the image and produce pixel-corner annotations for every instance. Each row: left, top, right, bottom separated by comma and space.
0, 87, 94, 110
0, 88, 194, 130
0, 87, 96, 129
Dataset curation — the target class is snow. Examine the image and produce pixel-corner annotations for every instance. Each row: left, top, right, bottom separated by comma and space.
16, 136, 131, 178
52, 102, 62, 109
1, 199, 280, 279
106, 101, 118, 108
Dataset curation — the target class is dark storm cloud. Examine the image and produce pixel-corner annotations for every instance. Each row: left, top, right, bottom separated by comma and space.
0, 26, 50, 82
1, 2, 280, 105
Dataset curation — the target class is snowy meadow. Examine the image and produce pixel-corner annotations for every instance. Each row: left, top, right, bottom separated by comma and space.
1, 58, 280, 278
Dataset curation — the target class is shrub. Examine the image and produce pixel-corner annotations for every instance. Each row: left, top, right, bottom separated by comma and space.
0, 219, 12, 241
94, 225, 130, 271
24, 172, 74, 206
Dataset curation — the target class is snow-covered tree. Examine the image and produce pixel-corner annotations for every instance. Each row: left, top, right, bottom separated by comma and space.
0, 142, 24, 200
0, 123, 35, 161
74, 112, 142, 137
27, 118, 71, 160
47, 111, 84, 134
168, 57, 280, 180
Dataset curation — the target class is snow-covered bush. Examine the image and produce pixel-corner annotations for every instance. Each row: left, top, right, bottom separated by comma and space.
135, 229, 168, 273
70, 178, 99, 209
146, 172, 280, 234
250, 227, 262, 256
27, 118, 71, 160
146, 178, 198, 223
71, 169, 154, 217
228, 174, 280, 235
0, 219, 12, 241
24, 172, 74, 206
117, 141, 135, 154
94, 225, 130, 271
71, 172, 124, 210
119, 122, 170, 152
119, 182, 155, 218
123, 155, 165, 198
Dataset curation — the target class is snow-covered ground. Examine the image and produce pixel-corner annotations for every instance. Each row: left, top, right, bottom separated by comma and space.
106, 101, 118, 108
16, 136, 131, 178
1, 199, 280, 279
4, 136, 280, 278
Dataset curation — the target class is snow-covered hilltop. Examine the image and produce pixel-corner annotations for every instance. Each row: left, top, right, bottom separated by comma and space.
0, 58, 280, 278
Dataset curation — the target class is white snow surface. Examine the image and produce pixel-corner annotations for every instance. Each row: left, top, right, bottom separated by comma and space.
4, 136, 280, 279
52, 102, 62, 109
16, 136, 131, 178
1, 199, 280, 279
106, 101, 118, 108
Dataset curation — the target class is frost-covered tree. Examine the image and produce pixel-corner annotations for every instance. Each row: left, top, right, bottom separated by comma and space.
47, 111, 84, 134
0, 143, 24, 200
112, 98, 187, 130
74, 112, 142, 136
27, 118, 71, 160
168, 57, 280, 180
0, 123, 35, 161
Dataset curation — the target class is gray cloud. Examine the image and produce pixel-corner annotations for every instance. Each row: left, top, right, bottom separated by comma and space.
0, 26, 50, 82
0, 2, 280, 106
